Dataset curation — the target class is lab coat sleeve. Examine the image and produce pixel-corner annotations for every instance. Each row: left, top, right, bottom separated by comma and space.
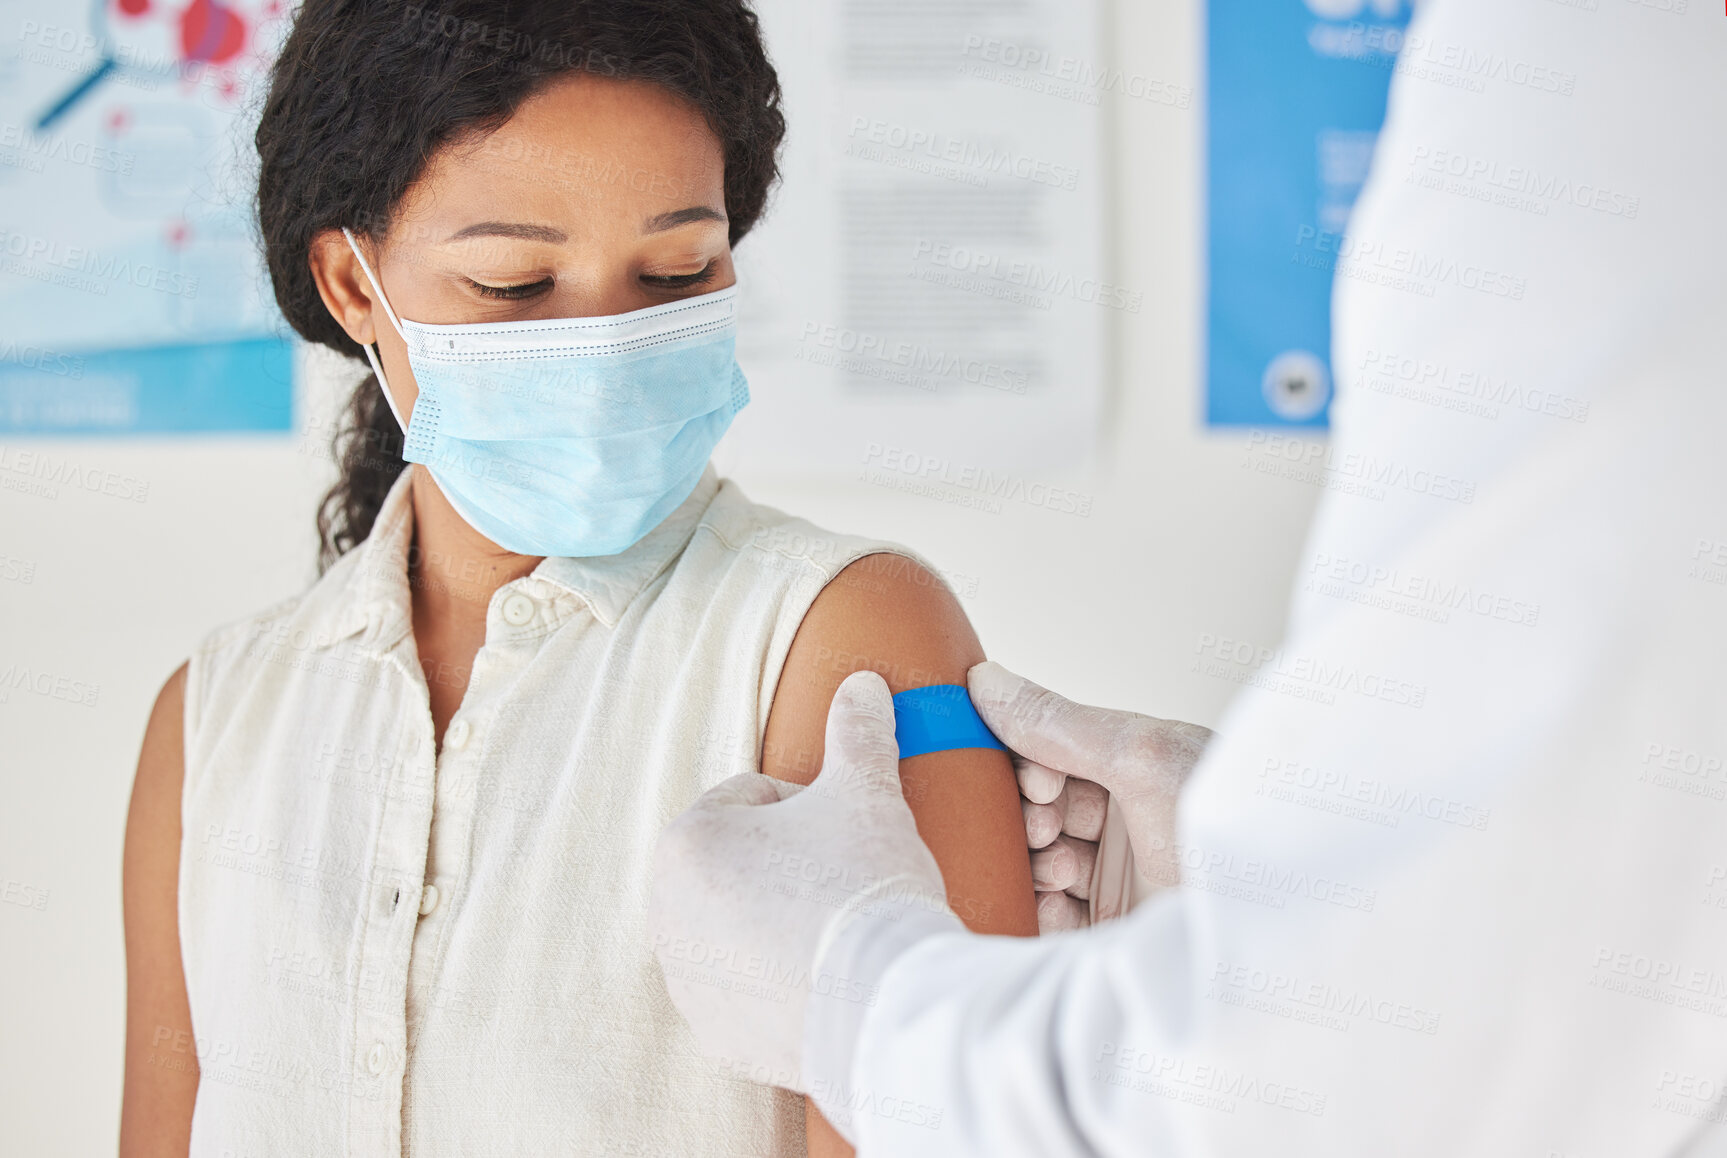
827, 0, 1727, 1153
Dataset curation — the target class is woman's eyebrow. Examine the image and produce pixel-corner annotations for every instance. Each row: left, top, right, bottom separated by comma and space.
444, 221, 569, 243
643, 206, 727, 234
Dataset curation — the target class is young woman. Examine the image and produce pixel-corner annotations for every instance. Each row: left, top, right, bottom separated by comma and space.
119, 2, 1036, 1156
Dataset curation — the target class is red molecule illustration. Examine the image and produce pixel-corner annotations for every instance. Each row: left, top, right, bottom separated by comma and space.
117, 0, 151, 16
180, 0, 248, 66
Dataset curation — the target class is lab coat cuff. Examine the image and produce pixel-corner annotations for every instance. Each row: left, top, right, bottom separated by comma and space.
803, 898, 967, 1142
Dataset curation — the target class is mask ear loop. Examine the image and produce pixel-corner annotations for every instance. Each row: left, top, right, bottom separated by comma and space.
341, 227, 411, 433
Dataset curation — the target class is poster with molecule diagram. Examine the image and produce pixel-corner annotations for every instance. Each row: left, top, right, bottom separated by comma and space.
0, 0, 294, 433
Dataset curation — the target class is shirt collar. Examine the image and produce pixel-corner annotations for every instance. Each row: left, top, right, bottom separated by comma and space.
330, 462, 721, 650
531, 464, 721, 626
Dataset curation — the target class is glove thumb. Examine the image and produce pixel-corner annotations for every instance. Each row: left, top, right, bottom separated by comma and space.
968, 660, 1130, 792
813, 670, 905, 803
968, 660, 1210, 800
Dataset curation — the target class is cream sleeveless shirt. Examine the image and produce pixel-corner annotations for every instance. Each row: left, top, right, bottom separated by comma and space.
178, 462, 913, 1156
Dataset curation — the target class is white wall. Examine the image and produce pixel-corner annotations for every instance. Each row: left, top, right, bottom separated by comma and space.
0, 1, 1321, 1151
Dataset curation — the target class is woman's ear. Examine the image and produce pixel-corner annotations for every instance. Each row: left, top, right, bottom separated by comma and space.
308, 228, 382, 347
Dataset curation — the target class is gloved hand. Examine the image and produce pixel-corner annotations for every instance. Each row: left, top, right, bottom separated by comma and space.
648, 670, 963, 1096
969, 661, 1213, 933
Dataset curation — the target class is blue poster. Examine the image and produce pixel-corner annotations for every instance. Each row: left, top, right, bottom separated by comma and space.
0, 0, 295, 435
1206, 0, 1415, 428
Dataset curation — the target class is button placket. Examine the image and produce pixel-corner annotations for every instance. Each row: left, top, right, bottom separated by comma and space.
402, 592, 562, 1037
346, 657, 440, 1154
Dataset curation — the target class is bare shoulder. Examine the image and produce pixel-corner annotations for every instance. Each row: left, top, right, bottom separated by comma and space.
764, 552, 983, 785
122, 660, 199, 1157
764, 548, 1036, 934
136, 662, 189, 795
766, 553, 1037, 1158
129, 662, 189, 867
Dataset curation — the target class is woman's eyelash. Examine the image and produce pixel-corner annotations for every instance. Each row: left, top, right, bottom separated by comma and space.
463, 264, 716, 299
466, 277, 553, 300
642, 263, 717, 290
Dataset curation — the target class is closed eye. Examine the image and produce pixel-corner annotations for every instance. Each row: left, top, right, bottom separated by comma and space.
465, 276, 554, 301
641, 262, 717, 291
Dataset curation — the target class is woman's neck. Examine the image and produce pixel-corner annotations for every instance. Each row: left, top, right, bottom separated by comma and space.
404, 469, 543, 626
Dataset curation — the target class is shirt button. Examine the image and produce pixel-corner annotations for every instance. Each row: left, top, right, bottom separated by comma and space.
419, 883, 440, 916
366, 1043, 386, 1074
444, 719, 470, 750
501, 592, 536, 626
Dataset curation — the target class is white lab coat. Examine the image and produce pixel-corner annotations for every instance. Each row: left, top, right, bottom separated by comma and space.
821, 0, 1727, 1153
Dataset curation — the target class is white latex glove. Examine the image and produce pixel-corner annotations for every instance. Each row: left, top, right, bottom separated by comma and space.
648, 670, 964, 1097
970, 661, 1213, 932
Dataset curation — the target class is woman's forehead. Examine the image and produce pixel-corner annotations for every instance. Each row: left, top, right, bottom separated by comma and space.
401, 75, 726, 231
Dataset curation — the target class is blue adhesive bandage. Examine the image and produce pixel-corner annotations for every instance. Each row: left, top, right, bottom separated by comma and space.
891, 684, 1006, 759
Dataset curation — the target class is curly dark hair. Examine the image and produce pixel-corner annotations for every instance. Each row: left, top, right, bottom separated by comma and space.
255, 0, 785, 571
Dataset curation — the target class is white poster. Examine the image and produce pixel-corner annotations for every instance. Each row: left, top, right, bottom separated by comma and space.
723, 0, 1109, 476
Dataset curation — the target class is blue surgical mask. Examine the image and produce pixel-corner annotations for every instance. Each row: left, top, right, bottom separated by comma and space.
342, 228, 748, 558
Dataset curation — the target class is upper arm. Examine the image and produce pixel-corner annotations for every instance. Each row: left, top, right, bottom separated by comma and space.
763, 553, 1038, 938
766, 554, 1038, 1157
121, 661, 198, 1158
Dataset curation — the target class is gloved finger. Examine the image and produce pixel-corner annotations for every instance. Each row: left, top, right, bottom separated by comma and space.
1022, 797, 1064, 850
1030, 833, 1098, 896
969, 660, 1214, 796
1015, 755, 1066, 805
681, 770, 804, 817
813, 669, 904, 800
1065, 839, 1097, 902
1061, 777, 1109, 842
1036, 890, 1090, 934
